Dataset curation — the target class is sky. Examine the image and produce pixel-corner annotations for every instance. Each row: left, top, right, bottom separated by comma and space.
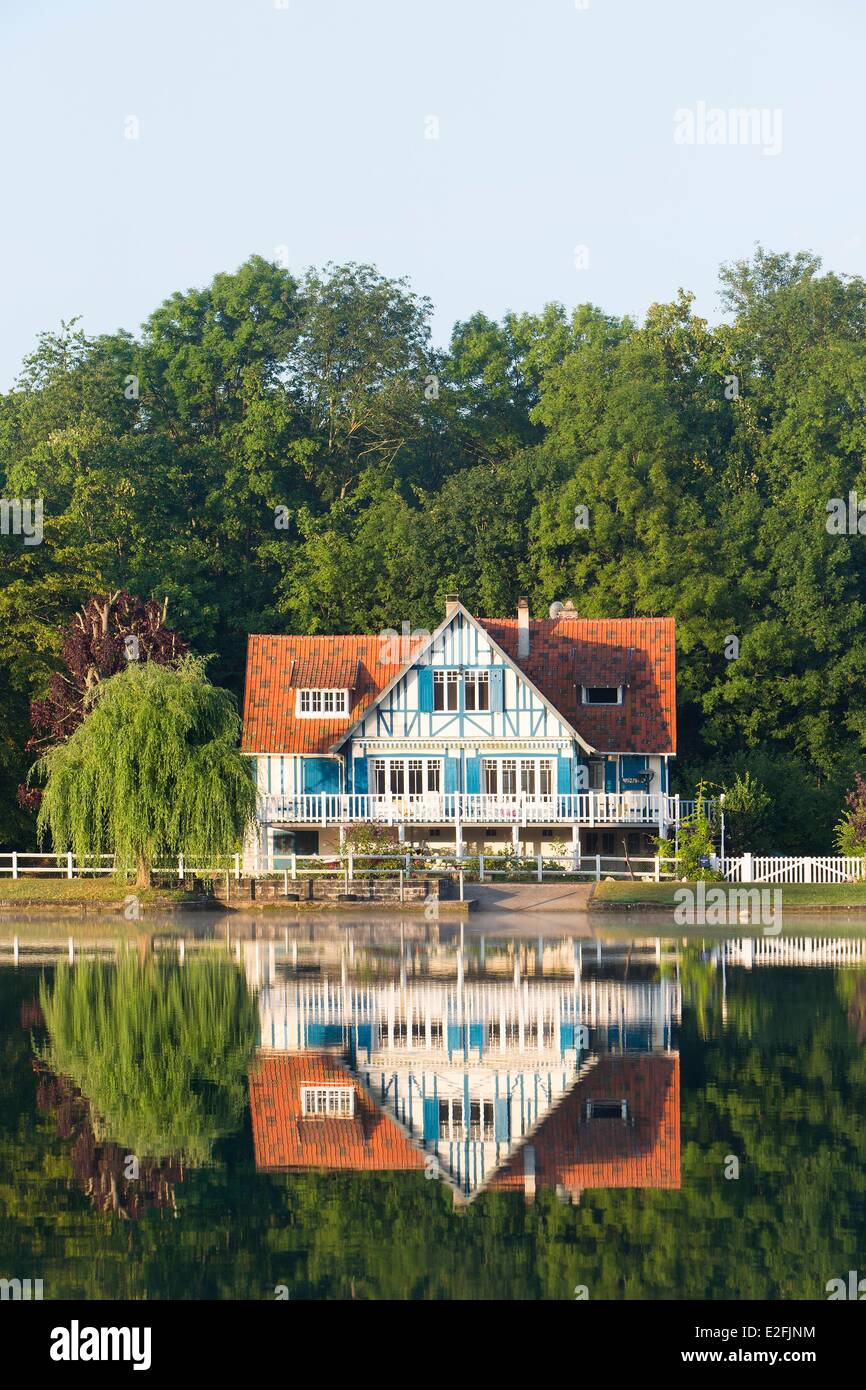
1, 0, 865, 388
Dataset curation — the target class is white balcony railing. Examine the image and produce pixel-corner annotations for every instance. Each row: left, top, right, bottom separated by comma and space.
257, 791, 710, 828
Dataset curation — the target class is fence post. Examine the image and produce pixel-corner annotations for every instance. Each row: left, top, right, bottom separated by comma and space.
348, 852, 353, 884
459, 868, 464, 902
654, 855, 660, 883
291, 852, 297, 882
479, 854, 485, 882
67, 851, 73, 881
596, 854, 601, 881
12, 851, 18, 881
178, 853, 184, 882
803, 857, 813, 884
399, 869, 404, 902
234, 853, 240, 881
741, 851, 753, 883
283, 869, 289, 897
537, 854, 543, 883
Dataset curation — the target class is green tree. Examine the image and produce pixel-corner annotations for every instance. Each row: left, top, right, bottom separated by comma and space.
34, 656, 255, 886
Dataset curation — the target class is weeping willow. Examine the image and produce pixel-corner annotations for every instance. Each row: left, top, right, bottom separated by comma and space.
39, 956, 258, 1166
34, 655, 257, 885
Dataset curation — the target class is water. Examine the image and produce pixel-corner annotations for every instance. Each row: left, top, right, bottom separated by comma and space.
1, 912, 865, 1301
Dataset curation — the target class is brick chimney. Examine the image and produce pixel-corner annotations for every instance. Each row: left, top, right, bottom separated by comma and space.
517, 597, 530, 659
445, 592, 460, 618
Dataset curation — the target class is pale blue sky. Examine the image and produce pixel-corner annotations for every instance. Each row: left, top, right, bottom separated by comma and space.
1, 0, 864, 388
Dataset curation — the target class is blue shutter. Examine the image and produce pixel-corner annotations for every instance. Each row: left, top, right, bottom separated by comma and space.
446, 1023, 463, 1053
306, 1023, 343, 1047
560, 1022, 575, 1052
469, 1022, 484, 1053
352, 756, 368, 794
465, 756, 480, 794
556, 756, 572, 794
488, 667, 504, 711
303, 759, 340, 794
354, 1023, 372, 1056
605, 759, 617, 792
444, 757, 459, 793
418, 666, 434, 712
494, 1098, 510, 1143
423, 1096, 439, 1142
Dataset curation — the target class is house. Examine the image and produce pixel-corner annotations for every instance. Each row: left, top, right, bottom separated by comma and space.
241, 595, 679, 867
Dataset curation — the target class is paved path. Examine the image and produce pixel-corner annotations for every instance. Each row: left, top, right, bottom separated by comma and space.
470, 882, 595, 913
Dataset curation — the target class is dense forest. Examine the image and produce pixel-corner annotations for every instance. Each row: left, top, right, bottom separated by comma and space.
2, 247, 866, 851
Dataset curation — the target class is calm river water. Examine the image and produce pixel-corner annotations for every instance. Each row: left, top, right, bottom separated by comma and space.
1, 911, 865, 1300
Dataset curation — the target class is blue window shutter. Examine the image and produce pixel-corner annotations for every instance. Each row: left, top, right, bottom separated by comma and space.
444, 757, 459, 794
560, 1022, 575, 1052
494, 1098, 510, 1143
446, 1023, 463, 1053
306, 1023, 343, 1047
556, 756, 571, 794
355, 1023, 372, 1055
423, 1096, 439, 1142
469, 1022, 484, 1052
465, 757, 480, 794
353, 756, 368, 794
604, 759, 617, 792
418, 666, 434, 712
488, 667, 504, 711
303, 758, 340, 794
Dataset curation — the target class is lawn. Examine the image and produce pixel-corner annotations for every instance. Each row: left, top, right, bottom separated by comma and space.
592, 879, 866, 909
0, 878, 197, 905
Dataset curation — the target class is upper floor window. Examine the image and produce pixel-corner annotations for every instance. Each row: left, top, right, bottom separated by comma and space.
301, 1085, 355, 1118
464, 671, 489, 711
433, 670, 460, 711
581, 686, 622, 706
296, 688, 348, 718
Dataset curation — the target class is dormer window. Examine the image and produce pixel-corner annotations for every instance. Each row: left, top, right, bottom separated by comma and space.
296, 688, 348, 717
301, 1085, 355, 1118
581, 686, 623, 706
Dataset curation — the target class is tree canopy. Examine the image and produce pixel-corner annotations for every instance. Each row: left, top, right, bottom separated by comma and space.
4, 248, 866, 849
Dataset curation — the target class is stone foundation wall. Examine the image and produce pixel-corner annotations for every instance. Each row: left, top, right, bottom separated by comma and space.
203, 875, 441, 905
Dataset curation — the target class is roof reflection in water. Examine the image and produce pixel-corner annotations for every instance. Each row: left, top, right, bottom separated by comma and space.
245, 926, 681, 1201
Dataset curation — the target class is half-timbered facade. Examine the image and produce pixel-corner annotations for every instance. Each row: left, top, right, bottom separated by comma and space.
241, 596, 678, 864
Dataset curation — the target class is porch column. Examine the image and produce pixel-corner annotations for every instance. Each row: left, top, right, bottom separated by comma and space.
571, 822, 580, 871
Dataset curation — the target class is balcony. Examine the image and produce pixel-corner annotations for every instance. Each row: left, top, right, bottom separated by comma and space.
257, 791, 705, 828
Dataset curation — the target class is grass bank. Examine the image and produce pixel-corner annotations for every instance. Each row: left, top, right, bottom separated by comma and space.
0, 879, 199, 906
592, 880, 866, 909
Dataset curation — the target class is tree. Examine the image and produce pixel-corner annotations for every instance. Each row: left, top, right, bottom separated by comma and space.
18, 591, 187, 812
834, 773, 866, 857
34, 656, 256, 886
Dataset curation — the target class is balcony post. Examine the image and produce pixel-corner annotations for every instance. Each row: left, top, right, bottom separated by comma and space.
455, 794, 463, 861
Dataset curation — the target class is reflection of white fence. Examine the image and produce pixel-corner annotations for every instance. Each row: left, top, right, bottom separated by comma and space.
724, 937, 865, 967
720, 854, 866, 884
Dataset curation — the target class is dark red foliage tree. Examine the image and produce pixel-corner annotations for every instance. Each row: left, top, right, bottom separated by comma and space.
17, 591, 188, 811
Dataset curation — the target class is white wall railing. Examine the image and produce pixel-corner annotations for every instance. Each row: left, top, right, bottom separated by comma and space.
256, 791, 703, 828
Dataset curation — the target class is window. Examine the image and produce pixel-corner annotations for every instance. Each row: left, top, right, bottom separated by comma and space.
301, 1085, 355, 1119
372, 758, 441, 797
501, 759, 517, 795
484, 757, 555, 797
464, 672, 489, 711
438, 1097, 494, 1141
539, 759, 553, 796
433, 670, 459, 711
582, 687, 622, 705
297, 688, 348, 717
584, 1099, 628, 1121
588, 760, 605, 790
521, 761, 535, 796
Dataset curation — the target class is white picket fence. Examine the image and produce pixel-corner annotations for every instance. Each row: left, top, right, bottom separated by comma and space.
2, 849, 865, 886
719, 854, 866, 884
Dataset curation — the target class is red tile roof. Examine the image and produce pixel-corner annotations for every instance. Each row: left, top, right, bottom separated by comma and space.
241, 611, 676, 756
488, 1054, 680, 1194
248, 1053, 425, 1172
241, 634, 425, 755
478, 616, 676, 754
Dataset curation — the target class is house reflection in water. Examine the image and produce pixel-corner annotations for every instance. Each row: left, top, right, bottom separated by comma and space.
246, 934, 680, 1201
